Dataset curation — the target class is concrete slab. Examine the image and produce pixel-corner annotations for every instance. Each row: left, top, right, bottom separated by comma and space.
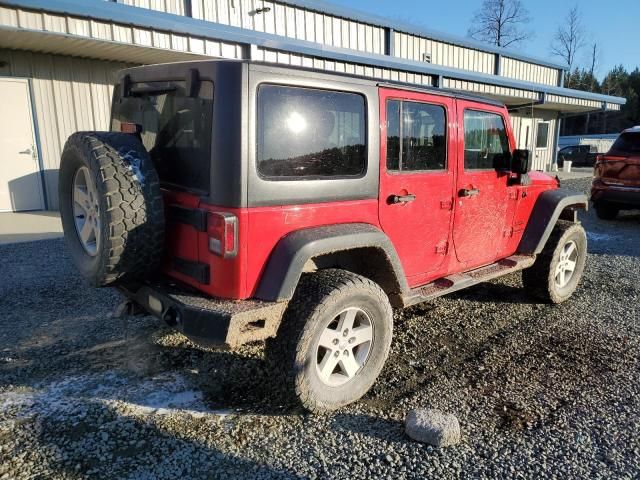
553, 167, 594, 181
0, 211, 63, 244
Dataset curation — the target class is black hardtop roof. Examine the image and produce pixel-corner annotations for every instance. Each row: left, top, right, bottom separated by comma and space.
120, 59, 505, 108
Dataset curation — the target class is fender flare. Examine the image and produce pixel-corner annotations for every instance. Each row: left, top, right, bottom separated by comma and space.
254, 223, 408, 302
517, 189, 588, 255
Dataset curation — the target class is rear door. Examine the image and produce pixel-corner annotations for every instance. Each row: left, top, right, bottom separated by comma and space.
111, 77, 215, 286
452, 102, 517, 268
378, 88, 456, 286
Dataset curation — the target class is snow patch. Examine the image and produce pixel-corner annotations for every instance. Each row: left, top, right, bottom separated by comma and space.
587, 231, 614, 242
0, 371, 222, 420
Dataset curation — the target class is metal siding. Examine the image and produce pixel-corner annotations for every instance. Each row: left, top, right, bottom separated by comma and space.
0, 49, 129, 209
255, 46, 434, 87
503, 57, 560, 87
392, 31, 495, 74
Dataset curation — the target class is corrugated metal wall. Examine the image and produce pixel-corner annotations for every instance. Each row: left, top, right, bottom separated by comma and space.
120, 0, 387, 54
502, 57, 559, 87
393, 31, 495, 75
114, 0, 566, 86
253, 47, 434, 86
443, 78, 540, 102
0, 49, 131, 210
509, 110, 558, 171
0, 5, 244, 62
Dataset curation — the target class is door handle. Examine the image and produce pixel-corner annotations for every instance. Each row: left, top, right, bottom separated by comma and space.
389, 194, 416, 204
19, 149, 32, 155
459, 188, 480, 198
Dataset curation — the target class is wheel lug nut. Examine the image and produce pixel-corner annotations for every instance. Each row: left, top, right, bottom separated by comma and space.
343, 350, 349, 356
348, 337, 355, 344
334, 351, 340, 357
332, 338, 339, 345
343, 329, 349, 336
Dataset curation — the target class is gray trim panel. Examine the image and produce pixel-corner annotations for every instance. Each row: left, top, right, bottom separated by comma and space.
254, 223, 408, 301
246, 63, 380, 207
517, 190, 588, 254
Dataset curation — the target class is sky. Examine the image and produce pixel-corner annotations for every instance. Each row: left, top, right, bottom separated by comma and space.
327, 0, 639, 80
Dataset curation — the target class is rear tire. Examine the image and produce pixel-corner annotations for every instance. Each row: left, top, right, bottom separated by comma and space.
595, 202, 619, 220
522, 221, 587, 304
266, 269, 393, 413
59, 132, 164, 287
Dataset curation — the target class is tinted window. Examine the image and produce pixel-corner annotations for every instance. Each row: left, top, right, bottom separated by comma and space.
610, 132, 640, 154
536, 122, 550, 149
257, 85, 366, 180
386, 100, 446, 172
463, 110, 510, 170
111, 80, 213, 193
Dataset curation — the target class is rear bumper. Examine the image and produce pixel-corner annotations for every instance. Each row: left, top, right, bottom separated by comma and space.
591, 183, 640, 208
118, 282, 288, 349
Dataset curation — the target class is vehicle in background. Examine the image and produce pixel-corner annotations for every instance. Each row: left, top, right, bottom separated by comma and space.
591, 126, 640, 219
557, 144, 598, 168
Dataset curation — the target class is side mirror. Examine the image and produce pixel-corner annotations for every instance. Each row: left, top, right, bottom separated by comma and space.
511, 149, 531, 174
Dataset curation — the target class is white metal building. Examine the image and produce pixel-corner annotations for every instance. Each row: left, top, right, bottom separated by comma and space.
0, 0, 626, 211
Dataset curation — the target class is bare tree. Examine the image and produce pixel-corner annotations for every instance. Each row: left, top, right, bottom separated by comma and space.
550, 5, 585, 80
468, 0, 533, 48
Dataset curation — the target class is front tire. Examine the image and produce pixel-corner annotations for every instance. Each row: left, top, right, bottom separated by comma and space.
522, 221, 587, 304
267, 269, 393, 413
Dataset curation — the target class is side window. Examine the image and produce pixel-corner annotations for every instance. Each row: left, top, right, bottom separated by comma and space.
536, 122, 550, 149
257, 85, 366, 180
386, 99, 447, 172
463, 110, 510, 170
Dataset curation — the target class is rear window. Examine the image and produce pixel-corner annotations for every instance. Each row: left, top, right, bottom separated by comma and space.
111, 80, 214, 194
257, 85, 366, 180
610, 132, 640, 155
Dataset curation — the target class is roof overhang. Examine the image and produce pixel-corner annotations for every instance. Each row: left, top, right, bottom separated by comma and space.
0, 0, 626, 114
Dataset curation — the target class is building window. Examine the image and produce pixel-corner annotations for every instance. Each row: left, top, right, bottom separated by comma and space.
536, 122, 550, 149
386, 99, 447, 172
463, 110, 510, 170
257, 85, 366, 180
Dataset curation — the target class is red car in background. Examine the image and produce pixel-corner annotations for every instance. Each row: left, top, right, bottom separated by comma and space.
592, 127, 640, 219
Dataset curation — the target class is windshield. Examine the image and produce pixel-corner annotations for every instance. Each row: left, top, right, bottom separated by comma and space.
610, 132, 640, 155
111, 80, 214, 194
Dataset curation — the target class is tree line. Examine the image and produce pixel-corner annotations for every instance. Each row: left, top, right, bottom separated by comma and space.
468, 0, 638, 135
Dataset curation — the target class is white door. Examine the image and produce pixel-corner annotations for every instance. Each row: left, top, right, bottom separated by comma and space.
518, 117, 534, 150
0, 78, 44, 212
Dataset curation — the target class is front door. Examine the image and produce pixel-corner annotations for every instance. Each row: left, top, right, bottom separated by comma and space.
378, 88, 456, 287
0, 78, 43, 212
452, 101, 516, 268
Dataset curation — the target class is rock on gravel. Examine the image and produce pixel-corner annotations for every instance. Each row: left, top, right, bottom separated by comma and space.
405, 409, 461, 447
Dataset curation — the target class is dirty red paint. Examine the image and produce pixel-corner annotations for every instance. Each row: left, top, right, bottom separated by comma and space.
161, 87, 558, 300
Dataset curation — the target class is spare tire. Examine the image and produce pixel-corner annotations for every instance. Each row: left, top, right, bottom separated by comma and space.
59, 132, 164, 287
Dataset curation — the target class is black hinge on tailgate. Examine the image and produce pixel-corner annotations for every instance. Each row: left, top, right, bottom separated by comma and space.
168, 204, 208, 232
173, 257, 210, 284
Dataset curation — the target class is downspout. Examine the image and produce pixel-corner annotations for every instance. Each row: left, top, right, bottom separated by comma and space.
552, 112, 562, 171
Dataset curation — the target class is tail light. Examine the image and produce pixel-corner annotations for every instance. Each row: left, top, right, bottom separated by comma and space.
207, 212, 238, 258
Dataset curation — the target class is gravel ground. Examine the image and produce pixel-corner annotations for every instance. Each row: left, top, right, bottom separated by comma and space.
1, 177, 639, 479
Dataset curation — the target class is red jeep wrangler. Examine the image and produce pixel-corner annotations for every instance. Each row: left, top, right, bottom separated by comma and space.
59, 60, 588, 412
